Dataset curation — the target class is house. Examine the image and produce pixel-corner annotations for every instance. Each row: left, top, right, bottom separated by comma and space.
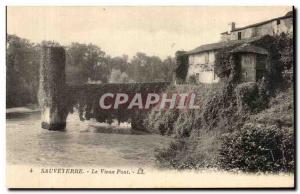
176, 11, 293, 84
230, 43, 269, 82
221, 11, 293, 42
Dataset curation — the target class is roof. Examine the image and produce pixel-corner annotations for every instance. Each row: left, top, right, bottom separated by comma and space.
221, 11, 293, 34
187, 36, 264, 55
231, 44, 269, 55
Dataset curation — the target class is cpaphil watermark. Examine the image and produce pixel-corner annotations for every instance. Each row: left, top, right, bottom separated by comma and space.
99, 93, 200, 110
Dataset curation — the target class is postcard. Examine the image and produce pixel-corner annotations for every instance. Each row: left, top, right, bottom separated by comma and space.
6, 6, 295, 188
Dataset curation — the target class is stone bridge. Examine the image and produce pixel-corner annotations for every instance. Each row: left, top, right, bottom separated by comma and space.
38, 46, 170, 131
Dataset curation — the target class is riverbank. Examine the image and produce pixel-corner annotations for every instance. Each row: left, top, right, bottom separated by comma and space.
6, 104, 40, 119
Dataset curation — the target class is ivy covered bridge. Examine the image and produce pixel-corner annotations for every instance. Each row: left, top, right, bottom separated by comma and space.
38, 46, 170, 131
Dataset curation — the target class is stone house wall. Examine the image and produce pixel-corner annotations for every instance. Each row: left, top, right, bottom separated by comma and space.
187, 51, 219, 83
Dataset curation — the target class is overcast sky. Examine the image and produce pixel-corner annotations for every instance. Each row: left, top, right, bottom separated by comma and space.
7, 6, 292, 59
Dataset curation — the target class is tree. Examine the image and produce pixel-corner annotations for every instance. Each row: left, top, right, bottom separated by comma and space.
129, 52, 174, 82
107, 55, 129, 72
162, 56, 176, 81
66, 43, 108, 84
6, 34, 40, 107
6, 34, 175, 108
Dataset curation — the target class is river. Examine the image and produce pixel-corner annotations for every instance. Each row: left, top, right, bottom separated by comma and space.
6, 111, 172, 167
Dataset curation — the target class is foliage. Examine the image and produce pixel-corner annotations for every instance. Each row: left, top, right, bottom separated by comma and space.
214, 35, 293, 90
188, 75, 198, 84
214, 46, 236, 79
129, 52, 175, 82
275, 33, 294, 85
66, 82, 170, 128
155, 35, 294, 172
219, 124, 294, 172
174, 51, 188, 84
144, 83, 223, 136
235, 80, 270, 113
6, 34, 176, 107
66, 42, 108, 83
6, 35, 40, 107
144, 109, 179, 135
276, 33, 293, 71
155, 130, 222, 170
249, 87, 294, 129
173, 111, 196, 137
155, 83, 294, 172
155, 139, 191, 169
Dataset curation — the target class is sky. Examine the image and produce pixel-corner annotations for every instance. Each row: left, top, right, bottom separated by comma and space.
7, 6, 292, 59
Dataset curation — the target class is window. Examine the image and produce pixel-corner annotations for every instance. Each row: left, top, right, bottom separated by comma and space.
238, 32, 242, 40
277, 19, 281, 25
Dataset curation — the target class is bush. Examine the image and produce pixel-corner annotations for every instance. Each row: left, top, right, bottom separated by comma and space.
155, 130, 222, 169
219, 124, 294, 172
173, 111, 197, 137
235, 80, 270, 114
276, 33, 293, 71
155, 34, 294, 172
155, 140, 189, 169
249, 87, 293, 128
188, 75, 198, 84
144, 109, 179, 135
275, 33, 293, 86
175, 51, 188, 84
144, 84, 222, 136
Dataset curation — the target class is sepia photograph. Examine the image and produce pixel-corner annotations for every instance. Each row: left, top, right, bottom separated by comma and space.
6, 6, 295, 188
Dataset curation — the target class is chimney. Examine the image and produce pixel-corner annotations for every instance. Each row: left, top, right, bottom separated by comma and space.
228, 22, 235, 32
